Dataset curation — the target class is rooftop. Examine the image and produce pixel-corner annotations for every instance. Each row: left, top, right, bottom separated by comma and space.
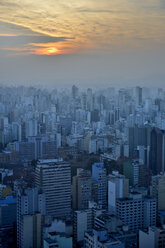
0, 195, 16, 205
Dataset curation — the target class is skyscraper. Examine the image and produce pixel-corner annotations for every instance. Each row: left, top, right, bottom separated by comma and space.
35, 159, 71, 218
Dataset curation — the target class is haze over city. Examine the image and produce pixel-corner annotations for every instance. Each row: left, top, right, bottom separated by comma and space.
0, 0, 165, 87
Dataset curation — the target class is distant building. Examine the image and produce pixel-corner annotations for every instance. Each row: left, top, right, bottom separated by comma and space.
72, 85, 79, 99
0, 151, 19, 165
15, 135, 57, 162
135, 86, 142, 106
91, 109, 100, 122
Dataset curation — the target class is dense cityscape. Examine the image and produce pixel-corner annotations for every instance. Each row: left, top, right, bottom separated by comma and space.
0, 85, 165, 247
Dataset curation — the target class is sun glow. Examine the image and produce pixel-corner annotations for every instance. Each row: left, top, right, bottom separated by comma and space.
47, 47, 58, 54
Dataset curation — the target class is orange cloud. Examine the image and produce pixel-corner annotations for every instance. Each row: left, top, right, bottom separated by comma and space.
28, 41, 82, 55
3, 39, 85, 56
0, 34, 17, 37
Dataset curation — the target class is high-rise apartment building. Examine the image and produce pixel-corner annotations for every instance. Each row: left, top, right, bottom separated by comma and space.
35, 159, 71, 218
116, 194, 143, 232
151, 174, 165, 211
143, 196, 157, 229
123, 160, 139, 186
73, 203, 104, 244
72, 169, 92, 210
92, 163, 107, 208
108, 171, 129, 213
74, 210, 88, 243
17, 187, 45, 248
116, 193, 156, 232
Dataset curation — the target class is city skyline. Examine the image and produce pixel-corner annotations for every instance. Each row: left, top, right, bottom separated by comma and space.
0, 84, 165, 246
0, 0, 165, 87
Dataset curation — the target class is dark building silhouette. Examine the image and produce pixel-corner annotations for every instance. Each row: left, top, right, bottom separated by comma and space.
138, 164, 151, 187
91, 109, 100, 122
150, 128, 165, 175
72, 85, 78, 99
128, 126, 150, 158
136, 86, 142, 106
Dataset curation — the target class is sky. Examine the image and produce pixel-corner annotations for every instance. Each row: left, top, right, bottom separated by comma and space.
0, 0, 165, 88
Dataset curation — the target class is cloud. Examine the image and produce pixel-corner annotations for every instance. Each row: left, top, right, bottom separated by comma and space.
76, 7, 131, 14
159, 0, 165, 9
0, 34, 72, 44
0, 1, 20, 8
0, 0, 165, 57
0, 36, 75, 56
76, 8, 114, 13
0, 21, 42, 36
0, 20, 76, 55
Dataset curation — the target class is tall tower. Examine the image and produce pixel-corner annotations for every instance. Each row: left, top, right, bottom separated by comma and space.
35, 159, 71, 218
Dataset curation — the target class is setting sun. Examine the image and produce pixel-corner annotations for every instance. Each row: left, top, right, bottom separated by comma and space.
47, 47, 58, 54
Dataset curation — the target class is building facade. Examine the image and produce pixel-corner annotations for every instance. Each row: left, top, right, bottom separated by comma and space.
35, 159, 71, 218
